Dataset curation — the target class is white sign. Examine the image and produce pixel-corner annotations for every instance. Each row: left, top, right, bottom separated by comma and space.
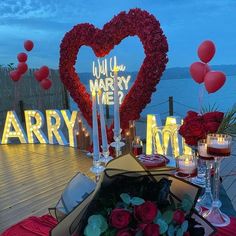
89, 56, 131, 105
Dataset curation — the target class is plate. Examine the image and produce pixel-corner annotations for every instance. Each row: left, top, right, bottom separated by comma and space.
138, 154, 169, 169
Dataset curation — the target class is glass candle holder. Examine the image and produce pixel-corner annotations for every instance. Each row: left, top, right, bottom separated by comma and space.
203, 134, 232, 227
196, 139, 214, 209
176, 154, 198, 179
132, 136, 143, 157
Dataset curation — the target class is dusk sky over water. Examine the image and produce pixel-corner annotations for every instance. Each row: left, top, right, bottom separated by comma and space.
0, 0, 236, 72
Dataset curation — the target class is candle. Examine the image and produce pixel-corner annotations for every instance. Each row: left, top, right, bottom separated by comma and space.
92, 90, 99, 160
84, 132, 90, 150
209, 140, 229, 148
98, 89, 108, 152
129, 120, 136, 141
113, 66, 120, 137
177, 156, 197, 175
77, 119, 83, 149
198, 143, 214, 160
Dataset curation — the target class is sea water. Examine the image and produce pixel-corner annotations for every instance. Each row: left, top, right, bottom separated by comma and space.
70, 75, 236, 121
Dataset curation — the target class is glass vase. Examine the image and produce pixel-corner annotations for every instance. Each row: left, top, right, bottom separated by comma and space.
196, 139, 214, 209
191, 146, 206, 187
203, 134, 232, 227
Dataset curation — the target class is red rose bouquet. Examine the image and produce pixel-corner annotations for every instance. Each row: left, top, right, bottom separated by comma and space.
51, 155, 216, 236
80, 174, 204, 236
179, 111, 224, 146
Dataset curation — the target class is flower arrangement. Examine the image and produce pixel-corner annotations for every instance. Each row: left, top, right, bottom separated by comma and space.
81, 175, 205, 236
179, 111, 224, 146
59, 8, 168, 143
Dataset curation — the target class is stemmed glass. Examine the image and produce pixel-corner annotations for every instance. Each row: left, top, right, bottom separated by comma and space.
196, 139, 214, 209
203, 134, 232, 227
191, 146, 206, 187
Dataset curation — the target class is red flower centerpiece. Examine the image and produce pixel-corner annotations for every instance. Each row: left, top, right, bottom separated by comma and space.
179, 111, 224, 146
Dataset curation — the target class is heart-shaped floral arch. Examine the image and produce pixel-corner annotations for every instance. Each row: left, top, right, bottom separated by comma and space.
59, 8, 168, 142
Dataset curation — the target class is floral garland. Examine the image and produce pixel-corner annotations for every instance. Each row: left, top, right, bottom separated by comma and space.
59, 8, 168, 142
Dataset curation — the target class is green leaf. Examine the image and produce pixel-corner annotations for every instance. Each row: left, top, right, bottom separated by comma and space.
131, 197, 145, 206
181, 220, 188, 232
176, 228, 184, 236
120, 193, 131, 205
84, 224, 101, 236
135, 230, 143, 236
88, 215, 108, 233
181, 194, 193, 212
157, 219, 168, 234
167, 224, 175, 236
162, 210, 173, 224
154, 211, 162, 223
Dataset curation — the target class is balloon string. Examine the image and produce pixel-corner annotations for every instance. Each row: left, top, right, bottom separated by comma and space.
198, 83, 205, 113
198, 63, 208, 113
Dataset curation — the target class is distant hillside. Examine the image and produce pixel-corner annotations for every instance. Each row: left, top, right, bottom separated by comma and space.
161, 64, 236, 80
68, 64, 236, 85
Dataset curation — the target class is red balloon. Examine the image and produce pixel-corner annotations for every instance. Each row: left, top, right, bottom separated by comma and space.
17, 62, 28, 74
197, 40, 216, 63
190, 62, 210, 84
10, 70, 21, 81
24, 40, 34, 51
34, 70, 44, 82
40, 78, 52, 90
38, 66, 50, 79
204, 71, 226, 93
17, 52, 28, 62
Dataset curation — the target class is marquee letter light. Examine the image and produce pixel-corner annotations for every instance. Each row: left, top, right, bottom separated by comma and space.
24, 110, 48, 143
1, 111, 27, 144
46, 110, 67, 145
181, 119, 192, 155
61, 110, 78, 147
162, 116, 181, 157
146, 114, 162, 154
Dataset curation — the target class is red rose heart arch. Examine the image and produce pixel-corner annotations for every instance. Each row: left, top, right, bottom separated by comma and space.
59, 8, 168, 142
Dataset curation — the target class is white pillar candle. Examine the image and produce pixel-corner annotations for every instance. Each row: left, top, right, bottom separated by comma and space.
198, 143, 211, 157
178, 158, 196, 174
98, 90, 108, 151
113, 66, 120, 137
92, 90, 99, 160
209, 140, 228, 148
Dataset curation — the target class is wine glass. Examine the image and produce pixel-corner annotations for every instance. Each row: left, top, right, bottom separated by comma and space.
196, 139, 214, 209
202, 134, 232, 227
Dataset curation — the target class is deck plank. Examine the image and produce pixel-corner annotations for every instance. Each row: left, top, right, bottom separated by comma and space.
1, 143, 236, 233
0, 144, 92, 233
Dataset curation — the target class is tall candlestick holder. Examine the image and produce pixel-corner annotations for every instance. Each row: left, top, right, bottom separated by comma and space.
111, 129, 125, 157
90, 152, 105, 175
202, 134, 232, 227
100, 145, 113, 164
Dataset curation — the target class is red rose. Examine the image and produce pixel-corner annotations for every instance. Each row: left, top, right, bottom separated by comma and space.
143, 224, 160, 236
185, 137, 198, 146
134, 201, 158, 223
183, 232, 190, 236
188, 120, 205, 137
110, 209, 131, 229
203, 112, 224, 123
184, 111, 198, 122
204, 121, 221, 133
173, 210, 185, 224
116, 228, 135, 236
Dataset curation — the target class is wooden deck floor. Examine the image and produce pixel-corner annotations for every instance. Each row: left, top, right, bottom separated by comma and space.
1, 144, 236, 233
0, 144, 92, 233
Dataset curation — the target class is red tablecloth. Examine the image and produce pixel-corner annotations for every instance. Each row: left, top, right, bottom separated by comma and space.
1, 215, 57, 236
1, 214, 236, 236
